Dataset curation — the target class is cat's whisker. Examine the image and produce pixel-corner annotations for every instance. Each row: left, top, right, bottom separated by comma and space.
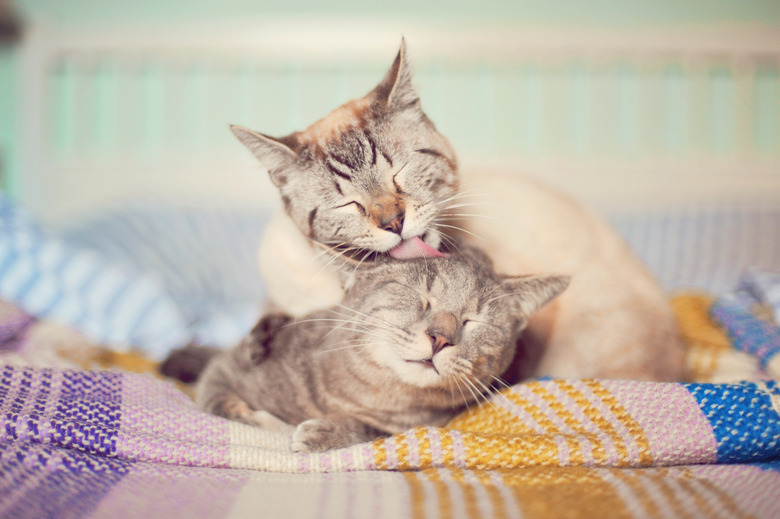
431, 186, 485, 205
452, 374, 472, 411
295, 318, 394, 342
490, 375, 515, 395
315, 342, 378, 354
458, 372, 487, 412
431, 223, 488, 242
451, 371, 473, 410
434, 199, 490, 215
310, 241, 348, 262
470, 366, 513, 393
435, 213, 498, 220
484, 291, 532, 305
310, 244, 361, 279
332, 305, 412, 338
322, 313, 400, 339
437, 232, 464, 255
351, 248, 374, 275
467, 366, 517, 411
437, 197, 490, 211
467, 373, 506, 414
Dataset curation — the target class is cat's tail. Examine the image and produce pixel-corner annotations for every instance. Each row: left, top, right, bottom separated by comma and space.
159, 344, 221, 383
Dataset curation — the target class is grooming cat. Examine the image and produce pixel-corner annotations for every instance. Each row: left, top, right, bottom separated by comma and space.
195, 244, 568, 452
231, 40, 684, 382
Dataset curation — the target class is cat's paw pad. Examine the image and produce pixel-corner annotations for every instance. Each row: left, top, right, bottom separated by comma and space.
290, 419, 341, 453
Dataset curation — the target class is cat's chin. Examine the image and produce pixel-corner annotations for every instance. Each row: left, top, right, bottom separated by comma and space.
397, 362, 445, 388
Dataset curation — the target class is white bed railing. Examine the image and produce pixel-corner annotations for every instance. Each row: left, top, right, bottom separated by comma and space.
15, 19, 780, 224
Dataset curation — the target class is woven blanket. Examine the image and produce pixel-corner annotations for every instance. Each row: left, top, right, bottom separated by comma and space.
2, 295, 779, 518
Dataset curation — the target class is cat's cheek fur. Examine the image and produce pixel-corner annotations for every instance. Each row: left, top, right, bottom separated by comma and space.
400, 203, 435, 242
360, 226, 403, 252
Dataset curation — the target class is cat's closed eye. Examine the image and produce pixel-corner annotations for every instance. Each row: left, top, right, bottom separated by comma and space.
391, 169, 406, 195
333, 201, 366, 215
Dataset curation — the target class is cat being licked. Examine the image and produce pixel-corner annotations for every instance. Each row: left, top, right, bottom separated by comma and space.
195, 244, 568, 452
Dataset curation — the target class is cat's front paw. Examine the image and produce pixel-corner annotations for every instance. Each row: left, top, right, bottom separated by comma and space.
290, 418, 362, 453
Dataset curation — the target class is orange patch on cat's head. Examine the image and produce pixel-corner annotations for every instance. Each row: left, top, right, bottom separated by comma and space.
297, 97, 373, 154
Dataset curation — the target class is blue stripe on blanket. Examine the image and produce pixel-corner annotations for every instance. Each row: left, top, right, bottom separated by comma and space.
0, 367, 122, 457
711, 292, 780, 369
686, 381, 780, 464
754, 460, 780, 473
0, 441, 129, 519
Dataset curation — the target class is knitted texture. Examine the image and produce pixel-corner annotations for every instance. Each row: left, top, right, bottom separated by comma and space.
2, 296, 779, 518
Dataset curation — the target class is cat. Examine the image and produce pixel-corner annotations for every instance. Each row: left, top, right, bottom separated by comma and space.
230, 40, 684, 382
194, 243, 569, 452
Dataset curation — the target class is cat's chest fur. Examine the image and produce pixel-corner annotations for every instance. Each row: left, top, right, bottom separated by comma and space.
259, 209, 351, 316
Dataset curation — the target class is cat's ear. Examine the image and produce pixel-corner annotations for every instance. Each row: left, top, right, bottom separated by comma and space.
230, 125, 297, 183
374, 38, 419, 110
500, 275, 570, 319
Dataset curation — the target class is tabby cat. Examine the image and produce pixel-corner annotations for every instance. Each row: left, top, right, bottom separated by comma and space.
195, 244, 568, 452
231, 40, 684, 382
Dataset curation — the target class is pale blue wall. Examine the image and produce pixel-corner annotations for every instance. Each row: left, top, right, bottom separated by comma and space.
0, 47, 17, 194
2, 0, 779, 199
14, 0, 780, 26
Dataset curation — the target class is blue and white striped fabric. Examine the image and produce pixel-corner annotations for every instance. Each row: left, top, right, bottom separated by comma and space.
0, 194, 190, 359
63, 202, 272, 349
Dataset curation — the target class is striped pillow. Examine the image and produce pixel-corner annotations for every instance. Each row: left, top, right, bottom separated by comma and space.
63, 203, 271, 349
0, 194, 189, 359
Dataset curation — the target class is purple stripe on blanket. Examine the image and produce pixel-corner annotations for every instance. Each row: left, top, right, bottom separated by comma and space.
94, 462, 249, 517
116, 374, 231, 467
0, 441, 129, 519
688, 463, 780, 518
0, 367, 121, 456
0, 302, 35, 353
600, 381, 718, 465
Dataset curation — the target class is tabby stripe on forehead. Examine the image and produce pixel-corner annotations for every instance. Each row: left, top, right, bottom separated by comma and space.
381, 151, 393, 167
326, 160, 353, 182
416, 148, 454, 169
308, 208, 318, 236
416, 148, 445, 159
330, 153, 358, 171
364, 131, 378, 165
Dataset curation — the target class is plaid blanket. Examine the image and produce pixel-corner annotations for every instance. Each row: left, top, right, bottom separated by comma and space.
1, 293, 779, 518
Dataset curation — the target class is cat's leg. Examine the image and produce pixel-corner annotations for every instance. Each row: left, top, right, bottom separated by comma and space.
290, 417, 375, 452
235, 312, 292, 364
202, 391, 295, 433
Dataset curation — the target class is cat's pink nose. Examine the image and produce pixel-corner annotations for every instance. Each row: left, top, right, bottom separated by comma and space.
427, 312, 458, 356
381, 213, 404, 235
428, 333, 454, 356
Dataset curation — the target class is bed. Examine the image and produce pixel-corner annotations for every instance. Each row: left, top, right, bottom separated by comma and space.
2, 15, 780, 519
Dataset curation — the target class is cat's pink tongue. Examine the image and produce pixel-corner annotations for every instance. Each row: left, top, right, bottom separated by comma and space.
388, 236, 448, 260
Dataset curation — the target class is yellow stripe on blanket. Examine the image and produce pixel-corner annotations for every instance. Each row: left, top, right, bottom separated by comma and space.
672, 293, 765, 382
